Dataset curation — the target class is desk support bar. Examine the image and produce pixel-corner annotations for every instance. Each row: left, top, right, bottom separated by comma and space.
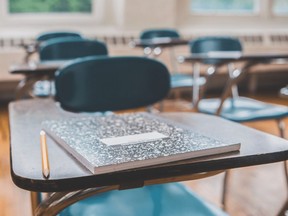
194, 66, 217, 111
32, 171, 225, 216
216, 61, 256, 115
31, 192, 42, 215
35, 185, 119, 216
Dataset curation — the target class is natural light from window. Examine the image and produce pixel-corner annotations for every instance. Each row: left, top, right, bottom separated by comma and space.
190, 0, 257, 14
9, 0, 92, 13
273, 0, 288, 15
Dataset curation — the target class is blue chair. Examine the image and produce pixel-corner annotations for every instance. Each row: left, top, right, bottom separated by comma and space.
39, 37, 108, 61
33, 37, 108, 97
23, 31, 83, 63
55, 56, 169, 112
140, 29, 180, 40
139, 28, 181, 58
36, 31, 82, 42
191, 36, 288, 210
190, 36, 242, 105
55, 56, 228, 216
140, 29, 206, 103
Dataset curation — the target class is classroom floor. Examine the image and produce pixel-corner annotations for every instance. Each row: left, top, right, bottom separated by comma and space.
0, 92, 287, 216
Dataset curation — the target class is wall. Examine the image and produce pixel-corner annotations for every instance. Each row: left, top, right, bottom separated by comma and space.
0, 0, 288, 37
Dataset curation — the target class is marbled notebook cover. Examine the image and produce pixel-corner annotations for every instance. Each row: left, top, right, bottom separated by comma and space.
42, 113, 240, 174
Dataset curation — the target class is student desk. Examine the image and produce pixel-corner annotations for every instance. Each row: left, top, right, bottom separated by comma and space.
129, 37, 188, 66
10, 60, 67, 99
129, 37, 205, 94
129, 37, 188, 49
178, 52, 288, 105
9, 99, 288, 215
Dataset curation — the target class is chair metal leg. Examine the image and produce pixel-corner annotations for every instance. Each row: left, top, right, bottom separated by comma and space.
194, 67, 216, 111
192, 63, 201, 106
227, 63, 239, 99
221, 170, 230, 211
277, 119, 288, 216
278, 119, 286, 139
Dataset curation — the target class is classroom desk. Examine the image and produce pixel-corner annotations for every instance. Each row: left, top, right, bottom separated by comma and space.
129, 37, 205, 94
129, 37, 188, 65
9, 99, 288, 215
178, 52, 288, 106
130, 37, 188, 48
10, 60, 67, 99
178, 52, 288, 65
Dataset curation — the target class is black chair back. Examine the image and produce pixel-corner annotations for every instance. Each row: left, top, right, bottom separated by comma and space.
39, 38, 108, 61
55, 56, 171, 112
36, 31, 82, 42
189, 36, 242, 65
140, 29, 180, 40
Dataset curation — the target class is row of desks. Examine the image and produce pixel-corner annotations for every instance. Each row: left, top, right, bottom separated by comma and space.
9, 37, 288, 215
10, 50, 288, 100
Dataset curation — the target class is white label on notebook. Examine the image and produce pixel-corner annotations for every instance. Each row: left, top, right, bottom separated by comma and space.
100, 131, 168, 146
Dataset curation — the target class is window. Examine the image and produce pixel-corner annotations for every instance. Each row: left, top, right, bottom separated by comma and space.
9, 0, 92, 14
190, 0, 258, 14
273, 0, 288, 15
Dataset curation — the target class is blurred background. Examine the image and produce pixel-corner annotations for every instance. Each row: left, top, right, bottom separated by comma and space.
0, 0, 287, 100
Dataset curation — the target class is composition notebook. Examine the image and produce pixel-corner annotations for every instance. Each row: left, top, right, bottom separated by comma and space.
42, 113, 241, 174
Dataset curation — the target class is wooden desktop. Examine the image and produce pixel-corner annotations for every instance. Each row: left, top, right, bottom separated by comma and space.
9, 98, 288, 215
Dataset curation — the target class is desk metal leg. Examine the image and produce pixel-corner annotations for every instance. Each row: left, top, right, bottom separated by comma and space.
192, 63, 200, 106
277, 119, 288, 216
227, 63, 239, 99
34, 185, 118, 216
221, 170, 230, 211
31, 192, 42, 216
169, 47, 179, 74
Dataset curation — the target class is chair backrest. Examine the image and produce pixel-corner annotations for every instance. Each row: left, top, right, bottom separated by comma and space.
36, 31, 82, 42
39, 38, 108, 61
55, 56, 171, 112
189, 36, 242, 64
140, 29, 180, 40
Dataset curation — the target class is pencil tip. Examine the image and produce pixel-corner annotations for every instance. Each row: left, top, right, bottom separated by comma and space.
43, 169, 50, 179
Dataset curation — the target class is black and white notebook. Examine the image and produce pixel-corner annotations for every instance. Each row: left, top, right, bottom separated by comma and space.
42, 113, 240, 174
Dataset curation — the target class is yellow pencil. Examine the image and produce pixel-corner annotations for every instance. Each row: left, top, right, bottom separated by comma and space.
40, 130, 50, 179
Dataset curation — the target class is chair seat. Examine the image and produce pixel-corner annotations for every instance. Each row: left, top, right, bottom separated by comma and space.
59, 183, 227, 216
198, 97, 288, 122
171, 74, 206, 89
